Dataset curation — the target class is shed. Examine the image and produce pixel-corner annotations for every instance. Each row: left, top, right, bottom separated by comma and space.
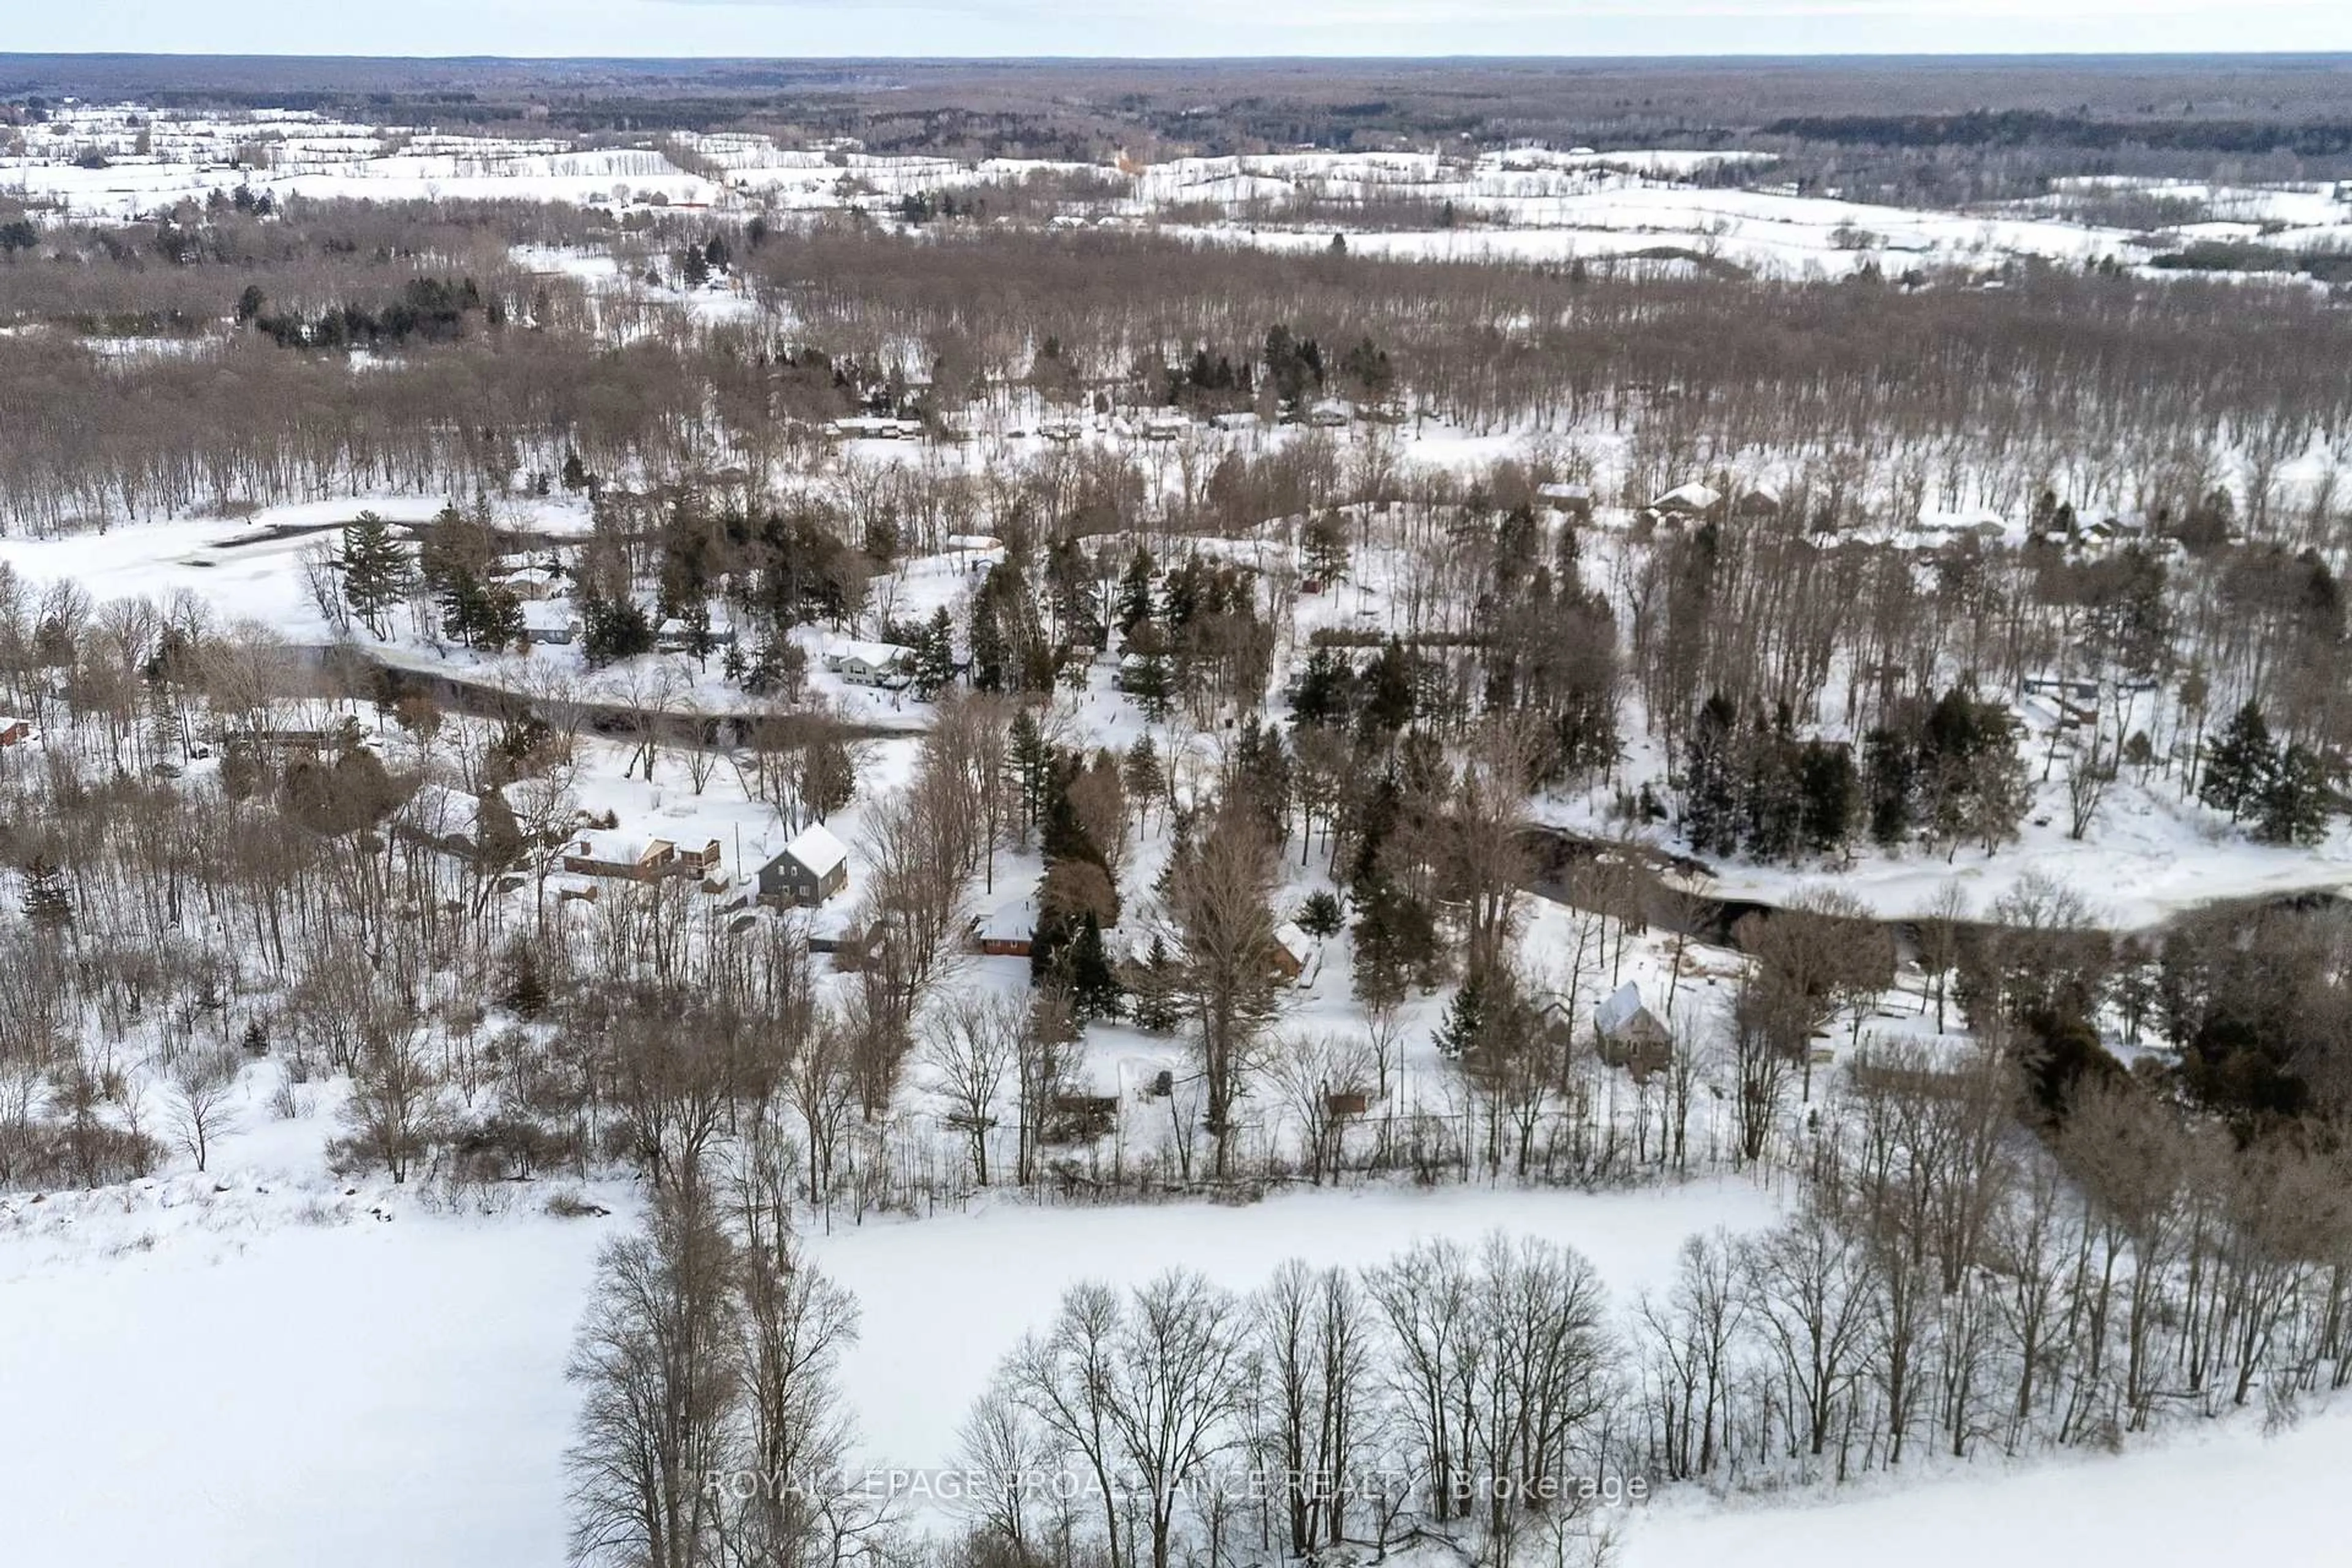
1269, 921, 1316, 983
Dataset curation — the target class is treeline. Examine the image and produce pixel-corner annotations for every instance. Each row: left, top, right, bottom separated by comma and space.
11, 217, 2352, 559
1768, 108, 2352, 160
247, 274, 499, 350
562, 1032, 2352, 1568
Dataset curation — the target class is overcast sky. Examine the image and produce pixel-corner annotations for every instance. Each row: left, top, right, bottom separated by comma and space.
15, 1, 2352, 58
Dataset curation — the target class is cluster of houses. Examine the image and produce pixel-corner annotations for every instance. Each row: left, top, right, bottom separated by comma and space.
389, 773, 856, 918
1012, 399, 1391, 448
1532, 480, 1781, 529
1642, 481, 1784, 526
826, 414, 928, 442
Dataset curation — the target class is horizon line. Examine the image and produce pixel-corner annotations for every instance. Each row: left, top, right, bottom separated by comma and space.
7, 48, 2352, 64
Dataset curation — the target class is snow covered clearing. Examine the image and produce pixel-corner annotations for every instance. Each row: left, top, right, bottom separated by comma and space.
0, 1201, 609, 1568
1627, 1404, 2352, 1568
15, 104, 2352, 280
3, 1155, 2341, 1568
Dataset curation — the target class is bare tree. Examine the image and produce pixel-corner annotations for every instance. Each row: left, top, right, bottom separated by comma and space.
922, 990, 1024, 1186
1000, 1270, 1253, 1568
1162, 803, 1283, 1178
567, 1187, 741, 1568
1267, 1030, 1373, 1185
164, 1042, 240, 1173
334, 1011, 445, 1185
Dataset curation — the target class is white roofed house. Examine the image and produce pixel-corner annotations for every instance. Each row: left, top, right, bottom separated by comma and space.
1650, 482, 1724, 521
1537, 481, 1594, 520
521, 599, 582, 646
1268, 921, 1317, 984
822, 640, 914, 689
497, 564, 562, 600
968, 883, 1041, 958
1593, 981, 1673, 1079
0, 716, 32, 748
758, 821, 850, 908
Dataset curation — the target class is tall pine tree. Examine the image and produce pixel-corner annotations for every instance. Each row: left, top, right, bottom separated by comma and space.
339, 512, 410, 639
2201, 701, 2277, 821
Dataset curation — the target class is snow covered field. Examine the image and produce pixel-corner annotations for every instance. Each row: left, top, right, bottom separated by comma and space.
13, 104, 2352, 280
4, 1161, 2338, 1568
0, 1206, 608, 1568
0, 1154, 1780, 1568
1628, 1403, 2352, 1568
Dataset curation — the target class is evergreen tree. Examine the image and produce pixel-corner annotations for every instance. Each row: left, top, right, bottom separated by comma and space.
1360, 637, 1415, 739
1295, 889, 1344, 938
1121, 735, 1164, 816
2255, 742, 2331, 846
1128, 935, 1183, 1033
1302, 511, 1352, 584
1115, 547, 1156, 635
1862, 726, 1916, 847
1066, 914, 1122, 1020
20, 856, 71, 935
1006, 709, 1052, 831
582, 594, 655, 668
1352, 880, 1437, 1003
474, 790, 526, 869
968, 567, 1014, 692
338, 511, 410, 639
801, 739, 856, 821
1796, 741, 1858, 857
1681, 693, 1743, 858
477, 584, 526, 650
503, 945, 549, 1020
2201, 701, 2277, 821
912, 606, 957, 698
1121, 633, 1174, 722
1433, 974, 1488, 1060
1291, 647, 1357, 729
1740, 725, 1803, 862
